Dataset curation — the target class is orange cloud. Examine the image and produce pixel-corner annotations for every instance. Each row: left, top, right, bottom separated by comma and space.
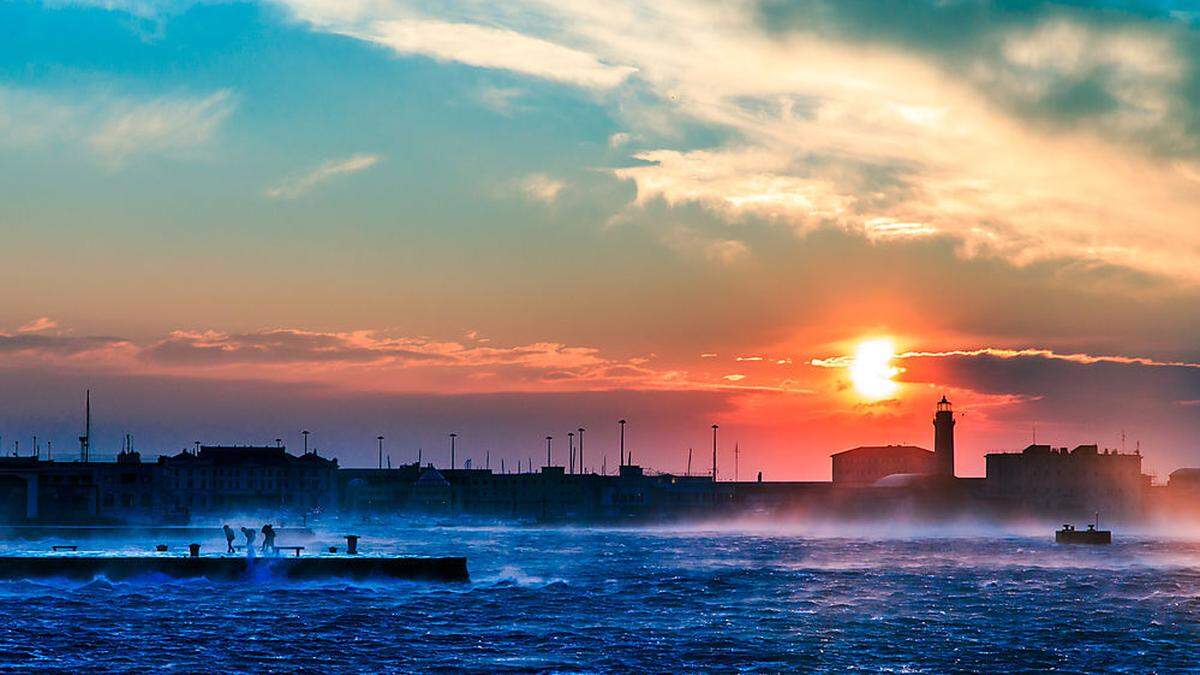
812, 347, 1200, 371
16, 317, 58, 333
0, 325, 802, 396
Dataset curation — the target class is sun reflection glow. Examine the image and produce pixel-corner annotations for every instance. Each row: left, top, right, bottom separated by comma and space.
850, 338, 900, 400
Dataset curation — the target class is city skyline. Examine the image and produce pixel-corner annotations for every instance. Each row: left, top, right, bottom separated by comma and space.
3, 1, 1200, 479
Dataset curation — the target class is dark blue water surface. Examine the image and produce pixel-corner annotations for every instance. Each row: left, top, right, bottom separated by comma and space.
1, 520, 1198, 671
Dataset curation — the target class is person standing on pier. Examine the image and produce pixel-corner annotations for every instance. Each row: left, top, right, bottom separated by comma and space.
261, 524, 276, 555
223, 524, 236, 553
240, 527, 256, 557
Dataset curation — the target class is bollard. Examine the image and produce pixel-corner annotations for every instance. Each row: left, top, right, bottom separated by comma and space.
188, 543, 201, 558
155, 544, 168, 552
344, 535, 360, 555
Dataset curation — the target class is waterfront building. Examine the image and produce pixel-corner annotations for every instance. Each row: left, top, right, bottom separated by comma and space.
94, 449, 158, 521
411, 467, 452, 511
156, 445, 338, 517
0, 396, 1191, 526
1167, 468, 1200, 495
0, 457, 47, 521
984, 444, 1148, 518
338, 463, 424, 512
830, 397, 956, 487
831, 445, 935, 486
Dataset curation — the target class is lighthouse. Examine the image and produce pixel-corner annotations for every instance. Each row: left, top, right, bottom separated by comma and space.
933, 396, 955, 478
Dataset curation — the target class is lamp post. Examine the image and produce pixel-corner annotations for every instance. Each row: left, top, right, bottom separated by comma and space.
302, 430, 310, 455
578, 427, 585, 474
711, 424, 719, 480
377, 435, 384, 470
568, 432, 575, 474
618, 419, 627, 467
545, 436, 553, 469
449, 433, 457, 470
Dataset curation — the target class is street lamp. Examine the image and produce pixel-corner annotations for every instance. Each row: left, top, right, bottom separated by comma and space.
578, 427, 585, 474
711, 424, 719, 480
568, 432, 575, 474
618, 419, 627, 466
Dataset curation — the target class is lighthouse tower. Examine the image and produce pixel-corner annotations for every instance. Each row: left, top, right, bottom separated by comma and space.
933, 396, 955, 478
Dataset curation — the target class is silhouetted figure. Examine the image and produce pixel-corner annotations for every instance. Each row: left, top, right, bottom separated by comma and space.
240, 527, 256, 557
223, 524, 236, 553
261, 524, 276, 555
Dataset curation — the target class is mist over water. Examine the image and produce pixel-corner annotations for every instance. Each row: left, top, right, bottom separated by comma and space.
1, 519, 1198, 671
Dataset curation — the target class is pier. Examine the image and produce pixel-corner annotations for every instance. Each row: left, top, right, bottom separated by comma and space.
0, 525, 314, 540
0, 555, 469, 582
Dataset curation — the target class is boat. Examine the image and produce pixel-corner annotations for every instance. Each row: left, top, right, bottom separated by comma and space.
1055, 523, 1112, 545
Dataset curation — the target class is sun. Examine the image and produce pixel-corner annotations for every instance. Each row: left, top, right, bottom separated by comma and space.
849, 338, 900, 400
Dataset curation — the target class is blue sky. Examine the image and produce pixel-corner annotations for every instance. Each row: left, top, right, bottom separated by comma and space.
2, 0, 1200, 478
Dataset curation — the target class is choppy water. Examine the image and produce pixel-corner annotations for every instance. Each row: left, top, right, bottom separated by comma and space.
1, 520, 1198, 671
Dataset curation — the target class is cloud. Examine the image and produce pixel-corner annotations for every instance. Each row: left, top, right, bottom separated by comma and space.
476, 86, 526, 115
0, 324, 727, 394
17, 317, 58, 334
265, 153, 381, 199
141, 328, 445, 366
518, 173, 565, 203
608, 132, 632, 148
273, 3, 635, 89
900, 347, 1200, 371
0, 333, 131, 358
659, 224, 749, 266
0, 85, 234, 165
271, 1, 1200, 284
88, 89, 235, 164
811, 346, 1200, 371
39, 0, 199, 19
980, 19, 1189, 151
863, 218, 937, 241
0, 321, 822, 400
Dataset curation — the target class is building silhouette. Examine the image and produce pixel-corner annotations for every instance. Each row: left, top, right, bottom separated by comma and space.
1, 396, 1197, 525
831, 445, 934, 486
984, 444, 1146, 517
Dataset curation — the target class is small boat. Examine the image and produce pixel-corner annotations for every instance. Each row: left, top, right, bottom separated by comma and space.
1055, 523, 1111, 545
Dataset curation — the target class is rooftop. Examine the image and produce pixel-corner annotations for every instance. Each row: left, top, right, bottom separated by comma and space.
831, 444, 931, 458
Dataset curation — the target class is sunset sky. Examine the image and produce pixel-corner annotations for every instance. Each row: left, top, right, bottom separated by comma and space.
2, 0, 1199, 479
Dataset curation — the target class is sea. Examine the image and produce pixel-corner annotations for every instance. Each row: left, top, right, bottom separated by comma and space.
0, 519, 1197, 672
